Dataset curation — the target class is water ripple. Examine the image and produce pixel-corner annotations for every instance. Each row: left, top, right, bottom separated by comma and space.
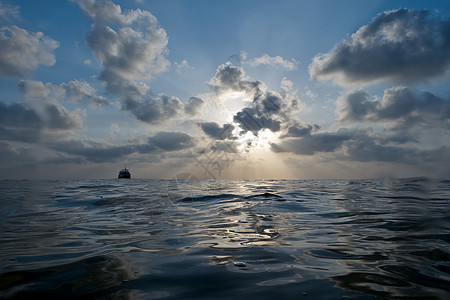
0, 178, 449, 299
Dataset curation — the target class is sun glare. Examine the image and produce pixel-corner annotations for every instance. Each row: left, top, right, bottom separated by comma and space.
236, 128, 279, 152
220, 91, 250, 117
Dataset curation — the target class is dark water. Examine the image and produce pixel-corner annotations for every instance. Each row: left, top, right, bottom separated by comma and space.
1, 178, 449, 299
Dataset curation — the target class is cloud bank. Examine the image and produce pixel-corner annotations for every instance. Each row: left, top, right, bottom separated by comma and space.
337, 87, 450, 129
310, 9, 450, 86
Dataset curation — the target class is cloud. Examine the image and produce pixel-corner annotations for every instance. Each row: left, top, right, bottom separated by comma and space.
18, 80, 84, 131
122, 94, 183, 124
0, 101, 42, 142
48, 139, 136, 163
73, 0, 197, 126
280, 122, 315, 138
271, 125, 450, 171
146, 131, 196, 151
60, 80, 108, 107
339, 136, 419, 163
337, 87, 450, 128
197, 122, 235, 140
310, 9, 450, 85
210, 140, 239, 153
0, 1, 20, 21
0, 25, 59, 77
0, 78, 98, 142
208, 63, 261, 93
280, 77, 294, 92
272, 131, 350, 155
184, 96, 204, 116
47, 131, 195, 162
174, 60, 194, 74
0, 86, 88, 142
74, 0, 169, 89
72, 0, 124, 23
234, 107, 281, 135
208, 63, 300, 137
0, 101, 41, 129
246, 53, 299, 70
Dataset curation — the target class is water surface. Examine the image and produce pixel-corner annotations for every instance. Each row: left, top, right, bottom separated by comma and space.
1, 178, 449, 299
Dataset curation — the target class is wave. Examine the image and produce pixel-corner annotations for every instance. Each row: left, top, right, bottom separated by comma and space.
179, 192, 283, 202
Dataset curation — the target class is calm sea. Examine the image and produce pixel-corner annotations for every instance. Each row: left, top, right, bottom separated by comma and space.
0, 178, 449, 299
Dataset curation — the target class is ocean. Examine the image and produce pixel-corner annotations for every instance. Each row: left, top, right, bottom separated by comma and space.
0, 178, 449, 299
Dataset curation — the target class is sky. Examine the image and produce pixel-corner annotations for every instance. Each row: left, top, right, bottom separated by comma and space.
0, 0, 449, 180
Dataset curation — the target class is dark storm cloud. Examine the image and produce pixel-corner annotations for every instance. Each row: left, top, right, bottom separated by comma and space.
310, 9, 450, 85
337, 87, 450, 128
184, 97, 205, 116
122, 94, 183, 124
197, 122, 235, 140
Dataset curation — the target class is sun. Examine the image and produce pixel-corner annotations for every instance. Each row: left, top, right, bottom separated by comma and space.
235, 128, 279, 152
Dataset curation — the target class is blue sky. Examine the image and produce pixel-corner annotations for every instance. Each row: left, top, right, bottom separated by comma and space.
0, 0, 449, 179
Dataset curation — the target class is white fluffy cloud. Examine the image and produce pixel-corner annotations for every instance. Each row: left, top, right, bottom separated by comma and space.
74, 0, 169, 88
0, 25, 59, 77
73, 0, 201, 125
246, 53, 298, 71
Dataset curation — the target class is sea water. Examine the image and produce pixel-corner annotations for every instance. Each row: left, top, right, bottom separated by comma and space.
0, 178, 449, 299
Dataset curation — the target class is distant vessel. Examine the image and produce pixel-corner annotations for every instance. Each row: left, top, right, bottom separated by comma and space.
118, 165, 131, 179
